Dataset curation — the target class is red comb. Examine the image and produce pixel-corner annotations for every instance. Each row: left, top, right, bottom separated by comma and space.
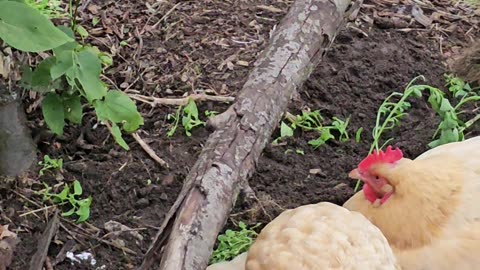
358, 146, 403, 173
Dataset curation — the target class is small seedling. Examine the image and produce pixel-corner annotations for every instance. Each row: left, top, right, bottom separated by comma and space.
355, 76, 438, 191
38, 155, 63, 176
209, 222, 260, 265
428, 75, 480, 148
39, 180, 92, 223
273, 121, 294, 144
167, 99, 206, 137
278, 111, 351, 149
355, 127, 363, 143
182, 99, 206, 136
167, 105, 182, 137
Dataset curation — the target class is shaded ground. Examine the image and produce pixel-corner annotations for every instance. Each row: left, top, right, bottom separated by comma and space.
1, 0, 479, 269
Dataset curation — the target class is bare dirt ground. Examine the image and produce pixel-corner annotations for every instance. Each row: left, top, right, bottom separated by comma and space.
2, 0, 479, 269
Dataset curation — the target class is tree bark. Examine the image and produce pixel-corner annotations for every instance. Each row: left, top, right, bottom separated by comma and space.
139, 0, 353, 269
0, 82, 36, 177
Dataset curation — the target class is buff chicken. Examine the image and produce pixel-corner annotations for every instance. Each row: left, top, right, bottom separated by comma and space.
207, 202, 399, 270
344, 136, 480, 270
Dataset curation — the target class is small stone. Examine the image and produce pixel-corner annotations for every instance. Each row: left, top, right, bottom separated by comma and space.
160, 193, 168, 201
334, 183, 347, 189
309, 168, 326, 177
135, 198, 150, 208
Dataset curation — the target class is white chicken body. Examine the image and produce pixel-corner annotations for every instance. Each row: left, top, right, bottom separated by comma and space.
207, 202, 399, 270
343, 136, 480, 270
397, 136, 480, 270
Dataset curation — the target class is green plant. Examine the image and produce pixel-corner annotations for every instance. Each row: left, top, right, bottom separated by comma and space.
167, 99, 206, 137
25, 0, 65, 18
355, 76, 435, 191
282, 111, 351, 149
182, 99, 206, 136
209, 222, 260, 265
0, 1, 144, 150
355, 127, 363, 143
355, 75, 479, 191
428, 75, 480, 148
38, 155, 63, 176
40, 180, 92, 223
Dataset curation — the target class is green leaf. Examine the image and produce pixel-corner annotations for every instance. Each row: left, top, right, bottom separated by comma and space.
110, 122, 130, 150
98, 53, 113, 67
439, 98, 453, 112
42, 93, 65, 135
94, 91, 143, 133
280, 121, 294, 138
19, 65, 33, 88
62, 93, 82, 124
54, 186, 69, 202
31, 56, 56, 88
72, 180, 82, 196
74, 49, 107, 101
75, 25, 88, 39
51, 50, 74, 80
62, 207, 76, 217
0, 1, 72, 52
355, 127, 363, 143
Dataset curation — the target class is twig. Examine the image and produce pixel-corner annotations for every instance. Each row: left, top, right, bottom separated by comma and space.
29, 211, 60, 270
61, 218, 137, 255
129, 93, 235, 107
131, 132, 169, 169
19, 205, 57, 218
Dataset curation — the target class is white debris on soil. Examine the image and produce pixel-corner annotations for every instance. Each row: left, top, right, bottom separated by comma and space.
66, 251, 97, 266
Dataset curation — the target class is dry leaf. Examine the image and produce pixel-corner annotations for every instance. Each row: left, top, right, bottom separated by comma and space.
0, 225, 18, 270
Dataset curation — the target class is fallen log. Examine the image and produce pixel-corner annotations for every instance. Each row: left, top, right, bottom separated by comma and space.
139, 0, 355, 269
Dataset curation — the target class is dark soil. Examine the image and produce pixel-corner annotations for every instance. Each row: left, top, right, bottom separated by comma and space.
2, 0, 479, 269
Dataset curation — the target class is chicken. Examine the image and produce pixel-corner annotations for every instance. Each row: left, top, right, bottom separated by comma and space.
207, 202, 399, 270
343, 136, 480, 270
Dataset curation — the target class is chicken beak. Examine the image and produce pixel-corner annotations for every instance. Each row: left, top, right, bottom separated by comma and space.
348, 168, 362, 180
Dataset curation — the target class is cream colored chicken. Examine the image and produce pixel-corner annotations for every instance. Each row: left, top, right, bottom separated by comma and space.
344, 136, 480, 270
207, 202, 399, 270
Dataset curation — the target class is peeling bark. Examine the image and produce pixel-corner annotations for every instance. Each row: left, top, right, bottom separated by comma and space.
139, 0, 353, 269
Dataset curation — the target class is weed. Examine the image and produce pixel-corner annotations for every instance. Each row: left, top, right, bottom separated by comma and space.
182, 99, 206, 136
167, 99, 206, 137
280, 111, 351, 149
355, 127, 363, 143
428, 75, 480, 148
38, 155, 63, 176
0, 1, 143, 150
355, 76, 438, 191
209, 222, 260, 265
39, 180, 92, 223
25, 0, 66, 18
167, 105, 182, 137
